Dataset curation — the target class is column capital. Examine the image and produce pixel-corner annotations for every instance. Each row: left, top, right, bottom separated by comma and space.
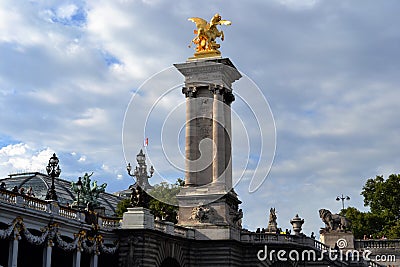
209, 84, 224, 95
224, 92, 235, 105
182, 86, 197, 98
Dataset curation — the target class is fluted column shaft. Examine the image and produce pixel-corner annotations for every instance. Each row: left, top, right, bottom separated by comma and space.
212, 86, 226, 184
184, 87, 197, 186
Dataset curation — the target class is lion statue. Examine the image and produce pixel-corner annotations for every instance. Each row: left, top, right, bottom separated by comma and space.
319, 209, 351, 232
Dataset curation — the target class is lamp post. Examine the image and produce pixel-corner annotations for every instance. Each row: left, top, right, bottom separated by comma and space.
127, 149, 154, 190
336, 194, 350, 210
45, 153, 61, 201
76, 176, 83, 209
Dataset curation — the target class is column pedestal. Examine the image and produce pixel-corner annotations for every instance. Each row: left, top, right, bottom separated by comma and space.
121, 207, 154, 230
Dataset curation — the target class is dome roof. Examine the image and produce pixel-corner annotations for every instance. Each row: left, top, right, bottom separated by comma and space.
0, 172, 123, 216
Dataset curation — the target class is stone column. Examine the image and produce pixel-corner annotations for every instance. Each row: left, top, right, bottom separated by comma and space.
212, 85, 225, 184
8, 238, 19, 267
184, 87, 197, 186
90, 253, 98, 267
73, 250, 81, 267
224, 92, 234, 190
42, 241, 53, 267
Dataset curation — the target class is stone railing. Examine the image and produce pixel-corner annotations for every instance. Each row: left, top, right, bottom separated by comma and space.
23, 195, 49, 212
154, 220, 195, 239
355, 239, 400, 249
0, 189, 18, 204
241, 232, 296, 243
240, 231, 332, 252
0, 189, 125, 229
59, 205, 79, 220
99, 215, 122, 229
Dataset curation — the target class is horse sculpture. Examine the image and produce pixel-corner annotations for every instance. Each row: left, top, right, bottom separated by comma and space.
188, 13, 231, 54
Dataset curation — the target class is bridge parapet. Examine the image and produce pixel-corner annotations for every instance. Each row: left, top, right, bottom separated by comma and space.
154, 220, 195, 239
355, 239, 400, 250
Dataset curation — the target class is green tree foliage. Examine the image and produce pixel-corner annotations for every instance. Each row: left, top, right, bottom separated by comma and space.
115, 198, 131, 217
341, 207, 385, 239
115, 178, 184, 223
148, 179, 184, 224
341, 174, 400, 239
362, 174, 400, 221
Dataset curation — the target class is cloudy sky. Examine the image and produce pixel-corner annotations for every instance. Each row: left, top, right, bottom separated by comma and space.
1, 0, 400, 235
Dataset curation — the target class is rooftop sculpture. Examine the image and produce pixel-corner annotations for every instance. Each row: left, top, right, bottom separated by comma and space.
266, 207, 278, 233
71, 172, 107, 208
188, 13, 231, 59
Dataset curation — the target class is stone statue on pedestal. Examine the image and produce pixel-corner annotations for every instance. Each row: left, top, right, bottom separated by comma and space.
130, 185, 151, 209
319, 209, 351, 233
266, 208, 278, 233
188, 13, 231, 58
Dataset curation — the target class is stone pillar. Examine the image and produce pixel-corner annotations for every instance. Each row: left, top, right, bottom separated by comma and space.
8, 238, 19, 267
42, 241, 53, 267
212, 86, 225, 184
73, 250, 81, 267
90, 253, 98, 267
184, 86, 197, 186
224, 92, 234, 190
175, 58, 243, 238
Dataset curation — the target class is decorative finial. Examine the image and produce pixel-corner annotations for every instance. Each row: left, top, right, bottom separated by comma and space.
188, 13, 231, 59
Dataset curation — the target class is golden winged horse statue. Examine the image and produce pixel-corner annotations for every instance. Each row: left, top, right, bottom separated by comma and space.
188, 13, 231, 57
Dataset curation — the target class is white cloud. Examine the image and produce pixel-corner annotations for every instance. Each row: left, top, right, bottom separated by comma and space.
0, 0, 399, 234
0, 144, 54, 174
276, 0, 319, 9
72, 108, 108, 127
56, 4, 79, 19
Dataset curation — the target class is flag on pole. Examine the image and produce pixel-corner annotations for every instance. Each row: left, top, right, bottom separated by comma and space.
144, 138, 148, 147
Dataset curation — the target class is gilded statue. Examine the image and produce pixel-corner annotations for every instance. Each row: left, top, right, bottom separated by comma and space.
188, 13, 231, 57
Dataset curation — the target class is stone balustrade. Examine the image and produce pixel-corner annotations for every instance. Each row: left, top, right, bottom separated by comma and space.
23, 195, 49, 212
59, 205, 79, 220
355, 239, 400, 249
1, 189, 193, 238
0, 189, 117, 227
0, 189, 17, 204
241, 231, 297, 243
240, 231, 332, 252
154, 220, 195, 239
99, 215, 122, 229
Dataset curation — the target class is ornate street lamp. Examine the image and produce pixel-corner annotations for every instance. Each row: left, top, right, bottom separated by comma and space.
45, 153, 61, 201
336, 194, 350, 210
76, 176, 83, 208
127, 149, 154, 190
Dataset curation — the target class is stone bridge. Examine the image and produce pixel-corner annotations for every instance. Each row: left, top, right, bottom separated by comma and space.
0, 189, 388, 267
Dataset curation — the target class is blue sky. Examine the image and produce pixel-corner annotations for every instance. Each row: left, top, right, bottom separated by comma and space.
1, 0, 400, 236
